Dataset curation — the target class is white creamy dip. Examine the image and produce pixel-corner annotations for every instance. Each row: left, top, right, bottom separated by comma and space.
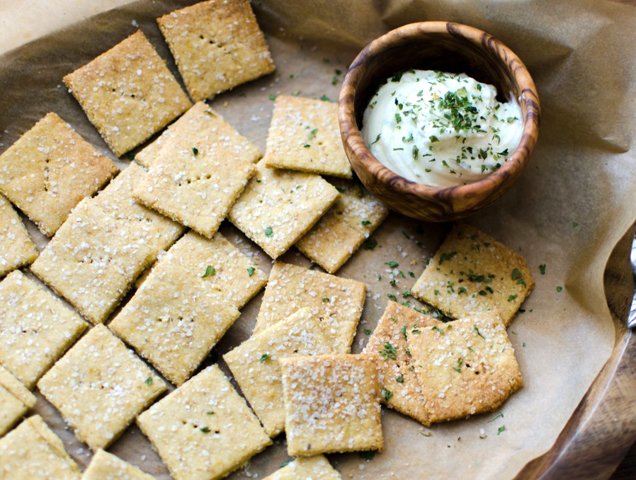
362, 70, 523, 187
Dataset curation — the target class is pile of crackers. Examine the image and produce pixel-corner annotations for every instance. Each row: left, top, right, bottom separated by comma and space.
0, 1, 534, 479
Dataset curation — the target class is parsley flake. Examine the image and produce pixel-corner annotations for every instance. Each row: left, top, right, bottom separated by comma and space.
247, 266, 256, 277
202, 265, 216, 278
380, 342, 397, 360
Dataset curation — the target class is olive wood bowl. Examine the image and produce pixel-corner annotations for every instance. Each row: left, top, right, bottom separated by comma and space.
339, 21, 540, 222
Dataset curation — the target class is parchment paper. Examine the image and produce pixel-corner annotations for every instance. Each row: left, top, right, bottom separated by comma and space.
0, 1, 635, 479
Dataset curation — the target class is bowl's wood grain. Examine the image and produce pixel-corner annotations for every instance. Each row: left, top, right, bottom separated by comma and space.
339, 21, 540, 222
516, 226, 636, 480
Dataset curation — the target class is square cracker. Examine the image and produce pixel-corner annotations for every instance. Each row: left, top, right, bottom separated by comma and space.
0, 366, 37, 437
281, 354, 383, 456
37, 325, 167, 450
0, 415, 81, 479
362, 301, 436, 426
0, 112, 118, 236
296, 180, 388, 273
254, 262, 366, 353
263, 455, 341, 480
137, 365, 272, 480
83, 449, 155, 480
411, 223, 534, 326
31, 165, 183, 324
157, 0, 275, 102
63, 31, 191, 156
110, 230, 266, 385
133, 102, 260, 238
407, 316, 523, 423
0, 270, 87, 388
224, 308, 335, 437
229, 161, 339, 258
263, 96, 352, 178
0, 195, 38, 277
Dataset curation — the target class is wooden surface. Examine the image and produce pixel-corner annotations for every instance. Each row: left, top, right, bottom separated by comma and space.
516, 226, 636, 479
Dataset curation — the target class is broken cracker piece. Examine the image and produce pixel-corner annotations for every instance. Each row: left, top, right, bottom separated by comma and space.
254, 262, 366, 353
133, 102, 260, 238
229, 161, 339, 258
82, 449, 155, 480
0, 415, 81, 479
224, 308, 335, 437
0, 195, 38, 277
157, 0, 275, 101
63, 31, 191, 156
263, 455, 341, 480
281, 354, 382, 456
263, 95, 352, 178
363, 301, 436, 426
37, 325, 167, 450
297, 180, 388, 273
408, 316, 523, 423
0, 112, 118, 236
0, 270, 87, 388
411, 224, 534, 326
0, 365, 36, 437
137, 365, 272, 480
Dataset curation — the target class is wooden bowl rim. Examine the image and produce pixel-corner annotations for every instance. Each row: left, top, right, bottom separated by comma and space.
339, 21, 540, 202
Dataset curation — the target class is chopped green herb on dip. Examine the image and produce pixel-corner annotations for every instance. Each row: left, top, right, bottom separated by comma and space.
362, 70, 523, 187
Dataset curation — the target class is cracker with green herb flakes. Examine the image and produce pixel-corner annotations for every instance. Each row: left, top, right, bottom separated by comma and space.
110, 231, 266, 385
0, 112, 118, 236
63, 31, 191, 156
0, 195, 38, 277
280, 354, 382, 456
133, 102, 260, 238
0, 270, 87, 388
263, 455, 341, 480
0, 415, 81, 479
31, 166, 183, 324
254, 262, 366, 353
82, 449, 155, 480
408, 316, 522, 423
0, 365, 36, 437
263, 95, 352, 178
363, 301, 436, 426
229, 161, 339, 258
137, 365, 271, 480
296, 180, 388, 273
224, 308, 334, 437
411, 223, 534, 326
157, 0, 275, 102
37, 325, 167, 450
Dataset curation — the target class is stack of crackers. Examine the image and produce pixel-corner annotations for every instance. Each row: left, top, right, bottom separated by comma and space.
0, 1, 534, 479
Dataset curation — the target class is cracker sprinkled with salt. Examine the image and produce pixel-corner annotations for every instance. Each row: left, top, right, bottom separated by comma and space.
408, 316, 523, 423
157, 0, 275, 102
254, 262, 366, 353
63, 31, 191, 156
0, 113, 118, 236
37, 325, 167, 450
133, 102, 260, 238
31, 165, 183, 324
0, 415, 81, 479
224, 308, 334, 437
83, 449, 155, 480
0, 365, 36, 437
263, 455, 341, 480
229, 162, 339, 258
0, 195, 38, 277
280, 354, 383, 456
111, 231, 266, 385
411, 223, 534, 326
363, 301, 436, 426
137, 365, 271, 480
0, 270, 87, 388
297, 180, 388, 273
263, 95, 352, 178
